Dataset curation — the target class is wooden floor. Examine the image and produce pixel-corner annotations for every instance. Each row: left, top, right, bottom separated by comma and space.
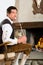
0, 59, 43, 65
0, 51, 43, 65
4, 60, 43, 65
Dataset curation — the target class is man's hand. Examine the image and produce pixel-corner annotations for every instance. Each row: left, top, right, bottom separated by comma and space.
18, 35, 27, 44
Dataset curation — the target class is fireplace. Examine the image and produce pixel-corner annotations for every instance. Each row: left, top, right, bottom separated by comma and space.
13, 22, 43, 46
26, 28, 43, 45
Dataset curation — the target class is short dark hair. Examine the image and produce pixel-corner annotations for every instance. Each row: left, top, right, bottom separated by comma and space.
7, 6, 18, 13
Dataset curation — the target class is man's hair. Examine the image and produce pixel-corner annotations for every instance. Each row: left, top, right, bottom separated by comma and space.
7, 6, 18, 13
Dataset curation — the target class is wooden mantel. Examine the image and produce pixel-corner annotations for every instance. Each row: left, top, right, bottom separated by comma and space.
13, 22, 43, 29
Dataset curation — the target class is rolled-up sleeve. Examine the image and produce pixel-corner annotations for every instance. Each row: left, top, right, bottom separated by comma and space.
2, 24, 18, 45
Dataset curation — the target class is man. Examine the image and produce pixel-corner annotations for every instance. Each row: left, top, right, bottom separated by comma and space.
2, 6, 27, 45
1, 6, 32, 65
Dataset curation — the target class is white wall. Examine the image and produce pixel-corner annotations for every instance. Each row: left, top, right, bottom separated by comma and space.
1, 0, 43, 23
0, 0, 16, 23
16, 0, 43, 22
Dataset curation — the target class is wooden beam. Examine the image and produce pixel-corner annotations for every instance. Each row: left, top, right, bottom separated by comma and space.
13, 22, 43, 29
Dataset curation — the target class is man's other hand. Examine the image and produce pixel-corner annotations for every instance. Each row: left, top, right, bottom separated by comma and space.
18, 35, 27, 44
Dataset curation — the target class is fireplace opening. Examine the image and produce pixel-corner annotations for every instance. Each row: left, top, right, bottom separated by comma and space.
26, 28, 43, 46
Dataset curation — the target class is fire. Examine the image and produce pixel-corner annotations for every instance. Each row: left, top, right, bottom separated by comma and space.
35, 37, 43, 49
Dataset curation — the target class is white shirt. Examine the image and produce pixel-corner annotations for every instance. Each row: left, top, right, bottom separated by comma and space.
2, 17, 18, 45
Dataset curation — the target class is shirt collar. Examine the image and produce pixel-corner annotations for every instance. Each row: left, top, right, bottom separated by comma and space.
6, 16, 13, 24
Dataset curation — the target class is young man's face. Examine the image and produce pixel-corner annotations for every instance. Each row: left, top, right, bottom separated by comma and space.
8, 9, 17, 21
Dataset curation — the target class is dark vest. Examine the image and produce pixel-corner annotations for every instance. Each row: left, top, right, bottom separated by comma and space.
2, 19, 14, 39
0, 19, 14, 53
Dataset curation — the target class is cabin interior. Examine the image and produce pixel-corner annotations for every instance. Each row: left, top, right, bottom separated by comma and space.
0, 0, 43, 65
